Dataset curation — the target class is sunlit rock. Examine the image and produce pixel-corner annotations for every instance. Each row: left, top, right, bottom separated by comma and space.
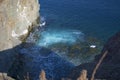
0, 0, 40, 50
0, 73, 15, 80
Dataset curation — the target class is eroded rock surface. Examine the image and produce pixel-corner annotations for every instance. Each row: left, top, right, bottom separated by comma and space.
0, 0, 40, 51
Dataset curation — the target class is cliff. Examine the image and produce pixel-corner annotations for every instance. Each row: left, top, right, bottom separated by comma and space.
0, 0, 40, 51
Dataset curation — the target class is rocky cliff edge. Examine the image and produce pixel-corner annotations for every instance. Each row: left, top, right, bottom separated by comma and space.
0, 0, 40, 51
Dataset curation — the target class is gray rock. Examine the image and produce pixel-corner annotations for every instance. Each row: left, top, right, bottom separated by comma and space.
0, 0, 40, 50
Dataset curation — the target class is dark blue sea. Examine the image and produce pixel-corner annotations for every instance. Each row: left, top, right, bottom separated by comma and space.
36, 0, 120, 65
5, 1, 120, 80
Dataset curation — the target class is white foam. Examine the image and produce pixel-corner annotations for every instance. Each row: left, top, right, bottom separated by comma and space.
38, 30, 84, 47
40, 21, 46, 27
40, 16, 46, 27
41, 16, 46, 21
90, 45, 96, 48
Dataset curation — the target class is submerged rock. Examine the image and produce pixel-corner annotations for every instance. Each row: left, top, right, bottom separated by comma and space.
48, 36, 102, 65
0, 0, 40, 50
69, 31, 120, 80
6, 43, 74, 80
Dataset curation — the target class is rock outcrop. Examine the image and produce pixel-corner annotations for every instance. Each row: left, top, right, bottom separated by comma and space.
0, 73, 15, 80
69, 31, 120, 80
0, 0, 40, 51
39, 70, 47, 80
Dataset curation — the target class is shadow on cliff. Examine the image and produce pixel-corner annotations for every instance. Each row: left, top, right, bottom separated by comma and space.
0, 43, 74, 80
69, 31, 120, 80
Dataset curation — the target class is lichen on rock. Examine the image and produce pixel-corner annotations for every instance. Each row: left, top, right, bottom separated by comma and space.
0, 0, 40, 51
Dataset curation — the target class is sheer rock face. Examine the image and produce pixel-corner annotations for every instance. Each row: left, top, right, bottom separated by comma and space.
0, 0, 40, 51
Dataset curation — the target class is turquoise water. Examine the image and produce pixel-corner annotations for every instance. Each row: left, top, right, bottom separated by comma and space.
39, 0, 120, 44
36, 0, 120, 65
12, 1, 120, 79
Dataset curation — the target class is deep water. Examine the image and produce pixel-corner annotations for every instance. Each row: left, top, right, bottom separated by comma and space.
20, 0, 120, 79
0, 43, 74, 80
36, 0, 120, 65
39, 0, 120, 42
1, 1, 120, 80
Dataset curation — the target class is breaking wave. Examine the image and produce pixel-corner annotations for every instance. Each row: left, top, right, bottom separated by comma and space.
40, 16, 46, 27
37, 30, 84, 47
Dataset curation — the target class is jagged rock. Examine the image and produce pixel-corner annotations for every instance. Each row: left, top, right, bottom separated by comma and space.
0, 0, 40, 51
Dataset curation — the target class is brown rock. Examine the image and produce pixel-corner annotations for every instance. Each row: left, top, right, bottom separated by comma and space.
77, 70, 88, 80
39, 70, 47, 80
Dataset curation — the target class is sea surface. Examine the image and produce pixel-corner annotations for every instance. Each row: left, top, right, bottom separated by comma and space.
8, 1, 120, 79
35, 0, 120, 65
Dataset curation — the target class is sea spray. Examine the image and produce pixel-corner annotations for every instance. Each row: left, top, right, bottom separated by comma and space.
37, 30, 84, 47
